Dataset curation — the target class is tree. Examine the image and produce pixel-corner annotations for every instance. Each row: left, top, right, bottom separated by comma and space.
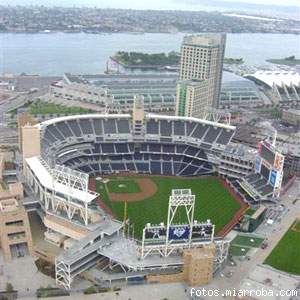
5, 282, 14, 293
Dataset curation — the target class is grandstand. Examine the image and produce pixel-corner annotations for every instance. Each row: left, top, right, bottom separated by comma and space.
39, 113, 234, 177
21, 102, 236, 289
228, 140, 285, 204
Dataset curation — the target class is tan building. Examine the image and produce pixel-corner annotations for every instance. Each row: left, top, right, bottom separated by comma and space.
0, 151, 15, 181
176, 79, 210, 118
176, 33, 226, 117
132, 95, 145, 136
21, 125, 41, 161
0, 184, 33, 261
182, 243, 215, 286
147, 244, 215, 286
17, 112, 38, 152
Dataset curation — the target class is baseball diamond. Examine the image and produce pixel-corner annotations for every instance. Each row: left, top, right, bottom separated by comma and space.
91, 175, 245, 238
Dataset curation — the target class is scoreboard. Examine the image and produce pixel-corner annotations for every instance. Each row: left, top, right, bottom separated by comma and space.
143, 221, 214, 245
256, 141, 284, 197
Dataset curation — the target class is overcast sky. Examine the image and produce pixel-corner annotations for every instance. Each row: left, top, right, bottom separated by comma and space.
3, 0, 300, 8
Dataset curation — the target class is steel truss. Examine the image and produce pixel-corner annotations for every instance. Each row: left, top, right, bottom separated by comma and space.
140, 189, 217, 258
25, 157, 98, 226
213, 239, 230, 274
55, 259, 72, 290
165, 189, 195, 256
201, 107, 231, 126
53, 164, 89, 192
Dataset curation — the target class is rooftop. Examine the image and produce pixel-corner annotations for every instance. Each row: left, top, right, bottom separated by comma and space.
37, 113, 131, 128
246, 71, 300, 88
183, 33, 225, 47
25, 156, 97, 204
223, 143, 257, 160
64, 73, 88, 85
98, 236, 183, 269
36, 112, 235, 131
147, 113, 235, 130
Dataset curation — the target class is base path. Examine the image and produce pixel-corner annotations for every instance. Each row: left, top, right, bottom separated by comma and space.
108, 178, 158, 202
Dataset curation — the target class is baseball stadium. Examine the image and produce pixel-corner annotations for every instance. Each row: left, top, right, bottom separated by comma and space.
20, 101, 249, 289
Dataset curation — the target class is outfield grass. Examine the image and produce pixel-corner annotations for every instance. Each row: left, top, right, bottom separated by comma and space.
106, 178, 141, 194
229, 245, 250, 257
264, 221, 300, 275
231, 235, 264, 248
97, 176, 241, 239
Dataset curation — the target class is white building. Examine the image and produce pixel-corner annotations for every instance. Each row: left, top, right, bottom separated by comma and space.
246, 71, 300, 104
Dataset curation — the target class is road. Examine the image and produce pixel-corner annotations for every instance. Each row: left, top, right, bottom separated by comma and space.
0, 85, 49, 146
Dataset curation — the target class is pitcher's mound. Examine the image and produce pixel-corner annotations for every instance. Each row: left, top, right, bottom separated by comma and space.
109, 178, 157, 202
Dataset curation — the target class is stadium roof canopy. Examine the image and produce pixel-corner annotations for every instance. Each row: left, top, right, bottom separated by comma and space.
36, 112, 235, 130
26, 156, 97, 203
36, 113, 131, 128
246, 71, 300, 88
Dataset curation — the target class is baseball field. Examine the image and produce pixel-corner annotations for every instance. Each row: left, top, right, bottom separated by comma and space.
95, 175, 245, 239
264, 219, 300, 275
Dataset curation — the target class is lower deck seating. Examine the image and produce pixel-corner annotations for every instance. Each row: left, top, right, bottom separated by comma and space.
58, 142, 214, 177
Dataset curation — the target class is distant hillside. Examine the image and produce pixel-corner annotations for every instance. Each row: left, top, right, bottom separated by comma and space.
172, 0, 300, 18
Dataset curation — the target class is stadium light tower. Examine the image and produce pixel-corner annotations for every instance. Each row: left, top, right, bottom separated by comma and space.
165, 189, 195, 256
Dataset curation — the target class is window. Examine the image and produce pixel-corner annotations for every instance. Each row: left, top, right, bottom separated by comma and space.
7, 231, 26, 240
5, 220, 24, 227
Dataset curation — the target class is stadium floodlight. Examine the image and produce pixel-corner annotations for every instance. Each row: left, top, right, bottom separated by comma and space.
165, 189, 195, 256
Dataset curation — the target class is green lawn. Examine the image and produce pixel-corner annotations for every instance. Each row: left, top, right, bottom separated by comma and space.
264, 221, 300, 275
106, 178, 141, 194
229, 245, 250, 257
97, 176, 241, 239
29, 101, 92, 115
10, 100, 93, 116
231, 235, 264, 248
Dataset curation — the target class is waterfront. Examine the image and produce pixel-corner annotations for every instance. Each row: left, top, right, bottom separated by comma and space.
1, 32, 300, 76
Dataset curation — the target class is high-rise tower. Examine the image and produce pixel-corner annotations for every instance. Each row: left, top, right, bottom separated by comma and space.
176, 33, 226, 117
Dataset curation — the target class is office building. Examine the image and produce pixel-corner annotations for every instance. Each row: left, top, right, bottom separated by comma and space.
176, 33, 226, 117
